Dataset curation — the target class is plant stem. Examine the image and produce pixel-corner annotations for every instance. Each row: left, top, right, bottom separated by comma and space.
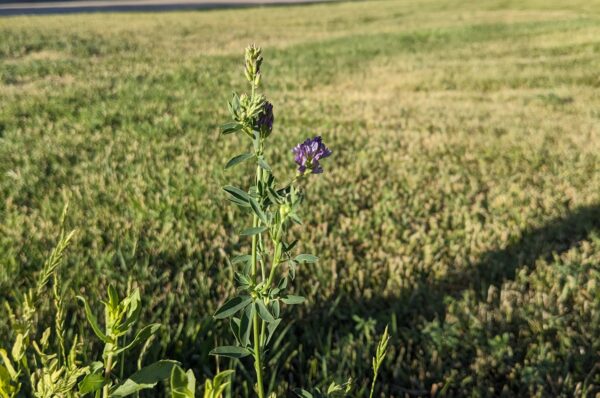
251, 160, 266, 398
252, 310, 265, 398
369, 375, 378, 398
251, 212, 259, 277
266, 240, 282, 289
103, 352, 113, 398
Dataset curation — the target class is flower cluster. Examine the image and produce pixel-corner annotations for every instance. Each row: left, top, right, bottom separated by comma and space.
257, 101, 274, 134
292, 135, 332, 175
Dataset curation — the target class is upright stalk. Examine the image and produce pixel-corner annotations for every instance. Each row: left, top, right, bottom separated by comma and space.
252, 309, 265, 398
215, 45, 330, 398
103, 352, 113, 398
251, 161, 266, 398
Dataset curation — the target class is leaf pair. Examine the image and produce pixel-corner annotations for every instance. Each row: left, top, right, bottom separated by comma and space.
79, 360, 180, 397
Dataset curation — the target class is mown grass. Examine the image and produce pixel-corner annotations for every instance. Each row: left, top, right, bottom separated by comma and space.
1, 0, 600, 396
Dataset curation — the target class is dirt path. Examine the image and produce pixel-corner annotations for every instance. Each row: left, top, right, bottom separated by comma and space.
0, 0, 331, 16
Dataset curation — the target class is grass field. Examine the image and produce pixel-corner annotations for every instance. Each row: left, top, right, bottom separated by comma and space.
1, 0, 600, 396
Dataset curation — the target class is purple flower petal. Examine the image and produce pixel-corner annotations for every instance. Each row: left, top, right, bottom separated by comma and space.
291, 136, 332, 175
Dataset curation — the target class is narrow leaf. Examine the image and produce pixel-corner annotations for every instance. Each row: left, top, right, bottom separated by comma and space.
209, 346, 251, 359
110, 360, 179, 397
214, 296, 252, 319
220, 122, 242, 135
239, 226, 268, 236
294, 389, 314, 398
266, 318, 282, 345
281, 295, 306, 305
294, 254, 318, 263
239, 304, 254, 347
232, 255, 251, 265
77, 296, 111, 343
78, 371, 105, 395
257, 158, 272, 172
249, 198, 268, 225
225, 153, 254, 170
113, 324, 160, 355
170, 366, 195, 398
223, 185, 252, 204
255, 300, 275, 323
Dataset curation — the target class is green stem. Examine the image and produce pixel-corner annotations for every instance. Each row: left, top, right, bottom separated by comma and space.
252, 310, 265, 398
251, 213, 259, 277
251, 159, 265, 398
369, 374, 378, 398
103, 352, 113, 398
266, 240, 282, 289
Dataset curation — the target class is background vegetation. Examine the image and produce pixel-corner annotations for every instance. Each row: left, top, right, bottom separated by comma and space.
1, 0, 600, 396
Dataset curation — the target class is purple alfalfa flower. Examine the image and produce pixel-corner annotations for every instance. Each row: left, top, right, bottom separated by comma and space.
257, 101, 274, 134
292, 136, 332, 175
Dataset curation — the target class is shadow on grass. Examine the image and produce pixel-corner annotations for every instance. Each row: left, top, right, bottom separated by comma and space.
449, 202, 600, 300
291, 203, 600, 395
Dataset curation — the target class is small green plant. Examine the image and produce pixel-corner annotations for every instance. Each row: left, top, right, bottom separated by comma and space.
0, 205, 178, 398
294, 379, 353, 398
169, 366, 233, 398
211, 45, 332, 398
369, 326, 389, 398
169, 366, 196, 398
0, 205, 86, 398
77, 287, 178, 397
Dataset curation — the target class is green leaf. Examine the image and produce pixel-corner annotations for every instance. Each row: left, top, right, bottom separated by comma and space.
78, 371, 105, 395
239, 304, 254, 347
231, 255, 251, 265
289, 212, 303, 224
239, 226, 268, 236
119, 289, 142, 334
0, 349, 17, 379
281, 295, 306, 305
113, 323, 160, 355
107, 285, 119, 309
110, 360, 179, 397
266, 187, 282, 205
11, 333, 24, 362
230, 317, 241, 345
283, 239, 299, 253
255, 300, 275, 323
294, 254, 318, 263
294, 389, 314, 398
209, 346, 251, 359
214, 295, 252, 319
226, 195, 251, 208
277, 277, 288, 291
225, 153, 254, 170
271, 300, 280, 318
210, 370, 235, 397
289, 261, 297, 280
266, 318, 281, 345
234, 272, 252, 288
170, 366, 195, 398
257, 157, 271, 172
220, 122, 242, 135
223, 185, 252, 204
248, 198, 268, 225
77, 296, 111, 344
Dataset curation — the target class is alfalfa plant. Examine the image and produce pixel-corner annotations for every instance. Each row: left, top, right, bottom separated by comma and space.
210, 44, 332, 398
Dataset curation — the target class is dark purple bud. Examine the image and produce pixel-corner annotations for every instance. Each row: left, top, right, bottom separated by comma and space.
258, 101, 274, 133
291, 136, 332, 175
